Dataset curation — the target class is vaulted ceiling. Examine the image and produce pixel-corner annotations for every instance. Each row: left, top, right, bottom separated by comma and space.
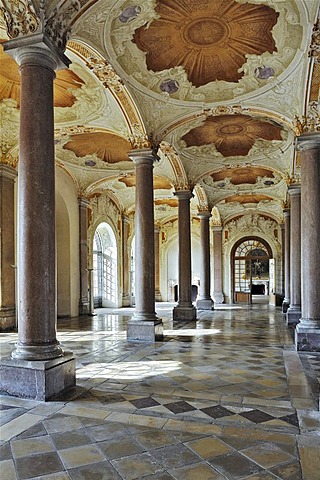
0, 0, 319, 228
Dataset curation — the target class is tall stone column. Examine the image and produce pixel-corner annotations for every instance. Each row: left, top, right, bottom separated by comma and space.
173, 190, 197, 321
212, 225, 224, 304
286, 185, 301, 325
0, 164, 17, 331
295, 133, 320, 351
154, 226, 162, 302
196, 212, 213, 310
78, 197, 90, 315
282, 208, 290, 313
122, 215, 131, 307
0, 36, 75, 400
127, 149, 163, 341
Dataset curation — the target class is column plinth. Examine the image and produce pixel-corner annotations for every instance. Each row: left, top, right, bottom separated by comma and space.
295, 133, 320, 351
0, 37, 75, 399
196, 212, 213, 310
173, 190, 197, 321
127, 150, 163, 341
286, 185, 301, 326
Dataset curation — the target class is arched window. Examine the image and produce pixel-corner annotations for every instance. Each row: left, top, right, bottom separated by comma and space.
232, 238, 271, 304
93, 223, 117, 307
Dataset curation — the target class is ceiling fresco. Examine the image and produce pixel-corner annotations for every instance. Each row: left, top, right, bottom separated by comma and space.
133, 0, 278, 86
180, 114, 283, 156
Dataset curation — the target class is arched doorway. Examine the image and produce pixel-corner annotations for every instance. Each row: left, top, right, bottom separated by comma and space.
232, 237, 272, 304
93, 223, 118, 308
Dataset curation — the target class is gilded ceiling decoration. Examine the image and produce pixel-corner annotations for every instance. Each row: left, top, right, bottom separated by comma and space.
119, 175, 172, 189
225, 194, 273, 204
181, 114, 282, 156
63, 132, 131, 163
211, 167, 275, 185
132, 0, 278, 87
0, 46, 84, 107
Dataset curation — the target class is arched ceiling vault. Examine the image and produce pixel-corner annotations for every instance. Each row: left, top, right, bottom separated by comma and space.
0, 0, 319, 224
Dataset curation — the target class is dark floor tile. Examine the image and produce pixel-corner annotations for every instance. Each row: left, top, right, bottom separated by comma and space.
16, 422, 47, 439
279, 413, 299, 427
130, 397, 160, 409
200, 405, 234, 419
68, 460, 122, 479
15, 451, 64, 479
209, 451, 263, 479
164, 401, 196, 414
239, 409, 275, 423
0, 407, 27, 427
270, 460, 302, 480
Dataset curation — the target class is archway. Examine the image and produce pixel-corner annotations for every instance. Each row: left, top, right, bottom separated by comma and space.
232, 237, 272, 304
93, 222, 118, 308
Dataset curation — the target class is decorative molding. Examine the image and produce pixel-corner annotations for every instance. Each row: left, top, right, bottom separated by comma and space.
159, 142, 189, 190
309, 16, 320, 60
0, 0, 81, 52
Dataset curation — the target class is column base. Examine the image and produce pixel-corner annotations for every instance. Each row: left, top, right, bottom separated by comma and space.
0, 307, 16, 331
122, 294, 131, 307
295, 324, 320, 352
196, 298, 214, 310
79, 301, 89, 315
127, 318, 163, 342
286, 306, 301, 326
173, 304, 197, 321
12, 342, 64, 361
0, 353, 76, 401
282, 300, 290, 314
155, 290, 162, 302
213, 292, 224, 304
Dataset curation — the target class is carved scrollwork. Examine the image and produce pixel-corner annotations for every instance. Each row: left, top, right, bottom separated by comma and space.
309, 16, 320, 60
0, 0, 81, 52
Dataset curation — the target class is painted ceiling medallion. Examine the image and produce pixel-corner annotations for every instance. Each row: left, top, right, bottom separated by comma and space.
181, 114, 282, 157
0, 46, 84, 107
133, 0, 278, 86
211, 167, 275, 185
63, 132, 131, 163
119, 175, 172, 189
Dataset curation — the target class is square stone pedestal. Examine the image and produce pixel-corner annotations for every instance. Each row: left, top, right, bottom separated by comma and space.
196, 298, 214, 310
127, 320, 163, 342
173, 305, 197, 321
295, 325, 320, 352
286, 307, 301, 326
0, 353, 76, 401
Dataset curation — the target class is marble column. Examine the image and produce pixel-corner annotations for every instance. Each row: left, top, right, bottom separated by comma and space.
0, 38, 75, 400
0, 164, 17, 331
286, 185, 301, 325
212, 225, 225, 304
282, 208, 290, 313
127, 149, 163, 341
78, 197, 90, 315
295, 133, 320, 351
122, 215, 131, 307
154, 226, 162, 302
196, 212, 213, 310
173, 190, 197, 321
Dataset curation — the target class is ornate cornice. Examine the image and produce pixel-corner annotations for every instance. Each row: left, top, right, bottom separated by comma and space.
0, 0, 80, 52
309, 15, 320, 60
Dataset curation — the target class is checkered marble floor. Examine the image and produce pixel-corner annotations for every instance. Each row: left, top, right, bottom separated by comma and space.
1, 303, 319, 479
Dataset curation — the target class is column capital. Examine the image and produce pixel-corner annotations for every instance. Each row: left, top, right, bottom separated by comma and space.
197, 211, 211, 221
128, 148, 155, 165
3, 33, 70, 70
0, 163, 17, 180
78, 196, 90, 208
174, 189, 193, 201
212, 225, 223, 232
296, 132, 320, 152
288, 184, 301, 196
